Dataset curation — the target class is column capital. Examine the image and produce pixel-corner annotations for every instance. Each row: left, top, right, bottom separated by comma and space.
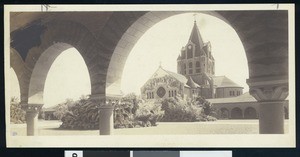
249, 85, 288, 102
89, 94, 121, 109
247, 76, 288, 102
21, 103, 43, 112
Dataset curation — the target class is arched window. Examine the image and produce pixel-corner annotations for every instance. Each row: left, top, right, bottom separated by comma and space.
169, 91, 171, 97
244, 107, 257, 119
196, 61, 201, 73
175, 90, 177, 96
171, 90, 174, 97
187, 45, 193, 59
189, 62, 193, 68
182, 64, 187, 75
231, 107, 243, 119
189, 62, 193, 74
181, 51, 186, 59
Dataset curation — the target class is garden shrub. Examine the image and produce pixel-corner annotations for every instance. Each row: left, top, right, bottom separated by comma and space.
134, 101, 164, 127
10, 97, 26, 124
160, 97, 202, 122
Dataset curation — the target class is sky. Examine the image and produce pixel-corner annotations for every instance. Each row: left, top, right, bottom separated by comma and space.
10, 13, 248, 107
121, 13, 248, 94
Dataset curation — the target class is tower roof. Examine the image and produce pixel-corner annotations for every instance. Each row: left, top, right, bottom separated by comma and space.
188, 21, 205, 49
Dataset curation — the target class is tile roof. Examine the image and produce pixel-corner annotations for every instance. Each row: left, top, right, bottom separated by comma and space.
207, 92, 289, 104
207, 92, 256, 104
165, 69, 188, 84
212, 76, 242, 88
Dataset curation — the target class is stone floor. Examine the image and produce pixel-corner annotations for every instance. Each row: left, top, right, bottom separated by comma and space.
9, 120, 289, 136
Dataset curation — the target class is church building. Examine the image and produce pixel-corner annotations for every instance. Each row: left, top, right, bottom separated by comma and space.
141, 21, 243, 100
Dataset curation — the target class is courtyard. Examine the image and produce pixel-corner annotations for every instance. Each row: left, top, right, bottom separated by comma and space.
10, 120, 289, 136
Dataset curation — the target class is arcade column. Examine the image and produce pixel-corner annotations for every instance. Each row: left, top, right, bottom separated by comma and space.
21, 103, 43, 136
90, 95, 116, 135
248, 77, 288, 134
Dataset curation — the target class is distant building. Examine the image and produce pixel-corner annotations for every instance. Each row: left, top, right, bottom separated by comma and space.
141, 21, 243, 100
207, 92, 289, 119
40, 107, 58, 120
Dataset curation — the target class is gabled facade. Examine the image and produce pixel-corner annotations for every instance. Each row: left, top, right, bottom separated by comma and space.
140, 66, 199, 100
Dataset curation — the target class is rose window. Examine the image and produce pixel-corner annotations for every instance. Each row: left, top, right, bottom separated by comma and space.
156, 87, 166, 98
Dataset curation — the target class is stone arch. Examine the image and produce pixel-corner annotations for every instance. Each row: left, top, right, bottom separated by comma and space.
106, 11, 229, 95
10, 48, 23, 85
26, 20, 108, 104
10, 48, 31, 103
220, 107, 230, 119
28, 43, 73, 104
231, 107, 243, 119
244, 107, 257, 119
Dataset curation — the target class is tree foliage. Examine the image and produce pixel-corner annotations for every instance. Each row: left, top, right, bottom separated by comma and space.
195, 96, 216, 116
10, 97, 26, 124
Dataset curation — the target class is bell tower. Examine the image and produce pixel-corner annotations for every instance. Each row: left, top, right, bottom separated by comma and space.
177, 20, 215, 87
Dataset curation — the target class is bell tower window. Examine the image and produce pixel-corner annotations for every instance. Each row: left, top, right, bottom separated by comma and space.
196, 61, 201, 73
189, 62, 193, 74
187, 44, 193, 59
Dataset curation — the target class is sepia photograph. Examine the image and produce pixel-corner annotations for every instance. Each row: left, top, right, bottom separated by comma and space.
4, 4, 295, 147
